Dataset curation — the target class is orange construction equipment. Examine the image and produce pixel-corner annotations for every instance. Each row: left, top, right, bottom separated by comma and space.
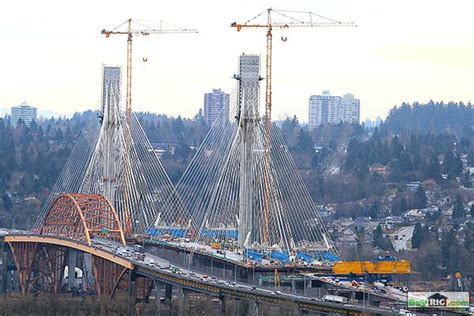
332, 260, 411, 275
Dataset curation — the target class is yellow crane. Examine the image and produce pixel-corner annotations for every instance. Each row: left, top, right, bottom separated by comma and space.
101, 19, 198, 123
101, 19, 197, 234
231, 9, 355, 244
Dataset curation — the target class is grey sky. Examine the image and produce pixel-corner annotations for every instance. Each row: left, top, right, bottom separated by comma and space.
1, 0, 473, 121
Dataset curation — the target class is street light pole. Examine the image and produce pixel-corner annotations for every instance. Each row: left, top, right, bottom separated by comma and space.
12, 215, 19, 230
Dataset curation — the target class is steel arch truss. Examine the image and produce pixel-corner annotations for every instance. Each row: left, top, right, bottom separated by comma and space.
40, 193, 126, 245
8, 242, 67, 295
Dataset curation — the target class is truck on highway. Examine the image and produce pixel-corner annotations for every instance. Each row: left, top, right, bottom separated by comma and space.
133, 244, 144, 253
322, 295, 348, 304
144, 257, 155, 266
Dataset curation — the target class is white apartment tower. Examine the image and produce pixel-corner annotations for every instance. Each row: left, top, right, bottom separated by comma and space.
308, 91, 360, 128
204, 89, 230, 127
11, 101, 37, 127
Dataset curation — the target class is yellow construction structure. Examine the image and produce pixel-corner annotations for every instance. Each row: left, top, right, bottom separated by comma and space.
332, 260, 411, 275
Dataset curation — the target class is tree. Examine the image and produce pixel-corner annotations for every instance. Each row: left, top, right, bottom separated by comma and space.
443, 150, 463, 177
373, 224, 393, 251
452, 194, 465, 219
392, 198, 408, 216
470, 204, 474, 218
193, 108, 206, 126
411, 222, 424, 249
1, 193, 12, 212
413, 186, 427, 209
424, 154, 440, 180
369, 202, 379, 219
461, 172, 472, 188
295, 129, 314, 155
440, 229, 467, 273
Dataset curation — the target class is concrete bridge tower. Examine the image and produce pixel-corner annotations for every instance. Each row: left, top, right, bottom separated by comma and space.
236, 54, 261, 248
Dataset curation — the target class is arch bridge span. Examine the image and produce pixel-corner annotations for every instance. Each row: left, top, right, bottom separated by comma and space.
4, 194, 141, 297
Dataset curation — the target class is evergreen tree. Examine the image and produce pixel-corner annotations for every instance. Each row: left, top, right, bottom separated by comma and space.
412, 222, 424, 248
1, 193, 12, 212
392, 198, 408, 216
425, 154, 440, 180
440, 229, 465, 273
295, 129, 314, 155
413, 186, 427, 209
461, 172, 472, 188
443, 150, 463, 176
369, 203, 379, 219
373, 224, 393, 251
452, 194, 465, 219
373, 224, 384, 248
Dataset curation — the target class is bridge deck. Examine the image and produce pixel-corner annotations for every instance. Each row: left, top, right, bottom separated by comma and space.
4, 234, 133, 269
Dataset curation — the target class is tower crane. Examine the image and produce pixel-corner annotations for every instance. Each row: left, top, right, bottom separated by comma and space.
101, 19, 197, 234
101, 19, 198, 123
231, 9, 355, 245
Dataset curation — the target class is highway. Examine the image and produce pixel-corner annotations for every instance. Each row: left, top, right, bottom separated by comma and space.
1, 233, 400, 314
91, 237, 399, 315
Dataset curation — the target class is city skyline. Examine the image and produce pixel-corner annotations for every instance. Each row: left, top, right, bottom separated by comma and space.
0, 0, 473, 122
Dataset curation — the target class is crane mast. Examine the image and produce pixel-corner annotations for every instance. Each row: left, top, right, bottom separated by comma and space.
101, 19, 197, 234
101, 19, 198, 123
232, 8, 355, 244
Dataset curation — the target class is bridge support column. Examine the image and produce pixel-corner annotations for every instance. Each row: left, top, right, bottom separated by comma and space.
154, 280, 162, 311
178, 286, 185, 313
248, 299, 259, 316
128, 273, 136, 316
67, 249, 76, 291
220, 294, 227, 314
164, 283, 172, 306
1, 242, 7, 294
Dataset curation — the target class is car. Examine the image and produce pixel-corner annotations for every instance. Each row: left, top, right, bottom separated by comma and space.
251, 286, 257, 290
189, 271, 195, 276
274, 291, 282, 295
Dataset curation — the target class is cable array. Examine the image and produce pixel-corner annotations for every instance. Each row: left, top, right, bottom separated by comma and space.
35, 81, 184, 234
176, 56, 337, 253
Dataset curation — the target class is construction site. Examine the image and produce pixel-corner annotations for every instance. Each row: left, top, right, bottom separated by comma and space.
0, 8, 471, 316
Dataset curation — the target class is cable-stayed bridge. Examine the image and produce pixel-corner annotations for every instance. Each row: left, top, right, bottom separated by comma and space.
0, 59, 422, 315
176, 54, 336, 257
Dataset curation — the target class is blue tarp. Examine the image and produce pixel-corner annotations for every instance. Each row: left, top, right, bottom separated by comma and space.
271, 251, 290, 263
296, 251, 313, 263
319, 251, 341, 262
145, 227, 186, 238
372, 255, 398, 262
169, 228, 186, 238
146, 227, 162, 237
225, 230, 238, 239
199, 229, 238, 240
244, 249, 263, 262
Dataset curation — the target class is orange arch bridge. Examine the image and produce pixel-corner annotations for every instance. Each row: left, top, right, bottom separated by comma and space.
41, 193, 126, 246
6, 194, 152, 298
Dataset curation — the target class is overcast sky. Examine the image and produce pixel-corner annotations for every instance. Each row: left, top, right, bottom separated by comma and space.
1, 0, 473, 121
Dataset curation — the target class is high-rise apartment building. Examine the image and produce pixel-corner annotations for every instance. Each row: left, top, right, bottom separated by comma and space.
341, 93, 360, 124
308, 91, 360, 128
11, 101, 37, 127
204, 89, 230, 127
101, 65, 121, 116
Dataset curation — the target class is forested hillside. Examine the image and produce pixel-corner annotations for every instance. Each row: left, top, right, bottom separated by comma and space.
383, 101, 472, 135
